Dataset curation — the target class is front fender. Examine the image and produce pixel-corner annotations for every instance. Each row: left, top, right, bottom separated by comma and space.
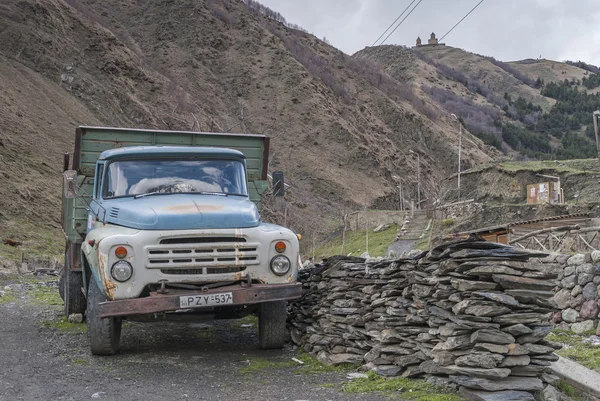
81, 223, 140, 299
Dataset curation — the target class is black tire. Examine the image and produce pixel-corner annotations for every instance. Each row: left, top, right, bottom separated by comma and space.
86, 278, 121, 356
63, 252, 86, 316
258, 301, 287, 350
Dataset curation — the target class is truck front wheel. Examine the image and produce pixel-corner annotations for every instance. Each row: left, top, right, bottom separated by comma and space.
86, 278, 121, 355
258, 301, 287, 350
62, 251, 86, 316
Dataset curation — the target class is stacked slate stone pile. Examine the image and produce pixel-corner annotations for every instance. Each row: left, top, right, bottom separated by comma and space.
288, 240, 561, 400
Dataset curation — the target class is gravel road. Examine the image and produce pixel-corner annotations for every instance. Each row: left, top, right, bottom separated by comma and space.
0, 276, 391, 401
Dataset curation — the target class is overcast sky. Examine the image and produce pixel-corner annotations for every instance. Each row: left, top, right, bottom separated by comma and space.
257, 0, 600, 65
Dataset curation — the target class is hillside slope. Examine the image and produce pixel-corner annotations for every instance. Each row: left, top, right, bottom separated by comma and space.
359, 44, 599, 161
0, 0, 495, 258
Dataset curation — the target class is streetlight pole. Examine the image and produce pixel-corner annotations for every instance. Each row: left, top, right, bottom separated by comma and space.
409, 150, 420, 209
451, 114, 462, 201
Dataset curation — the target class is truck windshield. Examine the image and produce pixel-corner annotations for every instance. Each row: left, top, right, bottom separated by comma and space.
103, 159, 248, 198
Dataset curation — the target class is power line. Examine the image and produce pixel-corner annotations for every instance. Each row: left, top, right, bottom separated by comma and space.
371, 0, 417, 47
439, 0, 485, 42
379, 0, 424, 46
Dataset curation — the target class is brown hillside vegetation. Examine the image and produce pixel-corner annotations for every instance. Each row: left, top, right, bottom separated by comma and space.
0, 0, 496, 257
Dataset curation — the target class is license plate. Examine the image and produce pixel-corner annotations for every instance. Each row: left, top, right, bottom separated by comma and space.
179, 292, 233, 308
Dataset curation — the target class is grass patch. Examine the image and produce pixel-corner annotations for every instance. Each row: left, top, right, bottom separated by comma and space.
555, 381, 587, 401
0, 218, 63, 262
440, 219, 455, 227
234, 314, 258, 328
464, 159, 600, 176
0, 293, 16, 304
343, 371, 461, 401
71, 358, 89, 364
42, 317, 87, 334
239, 357, 296, 374
547, 329, 600, 373
293, 353, 355, 374
28, 284, 62, 307
314, 224, 399, 260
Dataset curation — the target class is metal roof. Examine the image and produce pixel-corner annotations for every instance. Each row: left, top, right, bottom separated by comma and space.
98, 146, 245, 161
450, 213, 590, 236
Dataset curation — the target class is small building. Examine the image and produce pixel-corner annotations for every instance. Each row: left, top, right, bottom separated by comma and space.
527, 182, 563, 205
445, 213, 592, 247
413, 32, 445, 48
428, 32, 438, 45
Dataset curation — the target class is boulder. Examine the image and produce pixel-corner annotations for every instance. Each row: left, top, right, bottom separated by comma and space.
571, 320, 595, 334
583, 282, 598, 300
564, 265, 576, 276
592, 250, 600, 263
561, 275, 577, 289
542, 384, 561, 401
580, 300, 599, 320
576, 263, 595, 275
567, 254, 586, 266
578, 273, 594, 286
571, 285, 583, 297
551, 289, 571, 309
373, 224, 390, 233
562, 308, 579, 323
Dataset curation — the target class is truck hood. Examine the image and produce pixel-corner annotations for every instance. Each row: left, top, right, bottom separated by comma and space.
102, 194, 260, 230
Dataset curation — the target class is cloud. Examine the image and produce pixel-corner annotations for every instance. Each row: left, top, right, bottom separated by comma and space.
256, 0, 600, 65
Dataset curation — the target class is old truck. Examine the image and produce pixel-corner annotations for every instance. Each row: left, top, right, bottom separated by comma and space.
60, 126, 301, 355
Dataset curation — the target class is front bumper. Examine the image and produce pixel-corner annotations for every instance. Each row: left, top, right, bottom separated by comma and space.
98, 282, 302, 318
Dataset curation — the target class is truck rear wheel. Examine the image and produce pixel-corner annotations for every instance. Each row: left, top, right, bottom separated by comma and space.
86, 278, 121, 356
62, 251, 86, 316
258, 301, 287, 350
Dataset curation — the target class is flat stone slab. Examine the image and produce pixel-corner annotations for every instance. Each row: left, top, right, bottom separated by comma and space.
550, 356, 600, 398
450, 375, 543, 391
459, 387, 535, 401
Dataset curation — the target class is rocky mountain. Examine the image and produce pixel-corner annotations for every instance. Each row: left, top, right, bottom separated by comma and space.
0, 0, 597, 257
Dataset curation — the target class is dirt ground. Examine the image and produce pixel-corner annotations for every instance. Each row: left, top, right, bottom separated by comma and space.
0, 275, 391, 401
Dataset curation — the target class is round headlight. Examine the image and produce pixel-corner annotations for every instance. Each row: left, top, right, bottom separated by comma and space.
270, 255, 291, 276
111, 260, 133, 282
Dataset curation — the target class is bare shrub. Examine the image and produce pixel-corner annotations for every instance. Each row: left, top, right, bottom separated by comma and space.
412, 50, 506, 108
422, 85, 501, 147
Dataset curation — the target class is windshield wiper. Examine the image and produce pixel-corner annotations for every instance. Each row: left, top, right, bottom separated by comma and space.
133, 191, 176, 199
133, 191, 230, 199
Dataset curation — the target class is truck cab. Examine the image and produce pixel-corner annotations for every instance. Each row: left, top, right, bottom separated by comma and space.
61, 127, 301, 355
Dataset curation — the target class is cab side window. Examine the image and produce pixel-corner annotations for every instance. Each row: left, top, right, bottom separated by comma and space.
95, 163, 104, 199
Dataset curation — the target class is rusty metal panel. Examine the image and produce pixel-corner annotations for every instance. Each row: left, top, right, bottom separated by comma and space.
98, 283, 302, 318
527, 184, 538, 204
497, 234, 509, 245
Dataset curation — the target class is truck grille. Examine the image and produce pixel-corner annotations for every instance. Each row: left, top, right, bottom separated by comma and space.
145, 237, 259, 272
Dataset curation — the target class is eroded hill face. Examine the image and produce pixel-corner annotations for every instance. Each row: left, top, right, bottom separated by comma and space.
0, 0, 499, 254
359, 44, 599, 162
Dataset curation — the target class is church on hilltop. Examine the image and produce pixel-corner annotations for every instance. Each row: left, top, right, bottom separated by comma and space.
414, 32, 445, 47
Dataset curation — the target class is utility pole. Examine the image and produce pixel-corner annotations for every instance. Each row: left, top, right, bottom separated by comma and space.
451, 113, 462, 201
593, 111, 600, 161
409, 150, 420, 209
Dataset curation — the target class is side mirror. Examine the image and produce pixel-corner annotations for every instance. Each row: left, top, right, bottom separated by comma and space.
63, 170, 78, 198
272, 171, 285, 197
